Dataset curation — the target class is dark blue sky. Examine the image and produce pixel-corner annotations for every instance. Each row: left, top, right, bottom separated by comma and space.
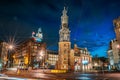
0, 0, 120, 57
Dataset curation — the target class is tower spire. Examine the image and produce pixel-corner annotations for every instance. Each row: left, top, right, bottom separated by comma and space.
62, 7, 67, 16
38, 27, 42, 33
59, 7, 70, 42
61, 6, 68, 25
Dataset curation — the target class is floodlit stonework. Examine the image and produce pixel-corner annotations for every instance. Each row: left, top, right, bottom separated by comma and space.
0, 42, 8, 68
57, 7, 92, 71
108, 17, 120, 70
58, 7, 71, 70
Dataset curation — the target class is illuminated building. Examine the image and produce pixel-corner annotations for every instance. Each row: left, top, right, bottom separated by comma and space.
74, 44, 92, 71
108, 39, 120, 70
13, 28, 46, 69
108, 17, 120, 70
56, 7, 92, 71
107, 49, 114, 70
46, 50, 58, 69
13, 7, 92, 72
0, 41, 8, 68
92, 56, 108, 70
57, 7, 71, 70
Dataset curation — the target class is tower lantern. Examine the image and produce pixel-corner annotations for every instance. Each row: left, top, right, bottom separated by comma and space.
61, 7, 68, 26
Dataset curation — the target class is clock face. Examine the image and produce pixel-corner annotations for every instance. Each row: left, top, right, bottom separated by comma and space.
63, 23, 67, 28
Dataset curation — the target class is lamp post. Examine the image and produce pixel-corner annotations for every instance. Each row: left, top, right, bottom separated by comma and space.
7, 44, 14, 68
38, 50, 45, 69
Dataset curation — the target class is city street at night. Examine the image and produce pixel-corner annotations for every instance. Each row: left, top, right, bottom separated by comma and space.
1, 0, 120, 80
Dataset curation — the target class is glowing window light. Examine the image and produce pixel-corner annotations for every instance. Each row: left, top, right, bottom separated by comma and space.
82, 60, 88, 65
116, 44, 120, 49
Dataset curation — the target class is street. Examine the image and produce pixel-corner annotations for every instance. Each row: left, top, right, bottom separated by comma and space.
1, 70, 120, 80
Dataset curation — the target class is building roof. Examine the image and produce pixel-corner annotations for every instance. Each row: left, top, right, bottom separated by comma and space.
47, 50, 58, 55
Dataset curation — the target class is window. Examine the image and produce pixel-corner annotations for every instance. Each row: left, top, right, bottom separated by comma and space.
84, 51, 86, 54
64, 49, 67, 54
64, 44, 66, 47
64, 58, 66, 60
64, 65, 66, 68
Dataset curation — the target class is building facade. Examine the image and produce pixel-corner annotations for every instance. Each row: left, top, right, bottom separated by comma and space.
46, 44, 92, 71
74, 44, 92, 71
13, 38, 46, 69
0, 42, 8, 68
107, 49, 114, 70
108, 17, 120, 70
13, 28, 46, 69
46, 50, 58, 69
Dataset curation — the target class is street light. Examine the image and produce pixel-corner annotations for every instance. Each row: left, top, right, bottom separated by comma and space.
7, 44, 14, 68
6, 36, 18, 68
8, 45, 14, 50
38, 50, 45, 69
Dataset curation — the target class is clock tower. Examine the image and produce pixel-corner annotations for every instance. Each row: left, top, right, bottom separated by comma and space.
58, 7, 71, 70
114, 17, 120, 44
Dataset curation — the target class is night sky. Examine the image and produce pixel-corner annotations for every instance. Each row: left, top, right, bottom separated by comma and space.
0, 0, 120, 57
